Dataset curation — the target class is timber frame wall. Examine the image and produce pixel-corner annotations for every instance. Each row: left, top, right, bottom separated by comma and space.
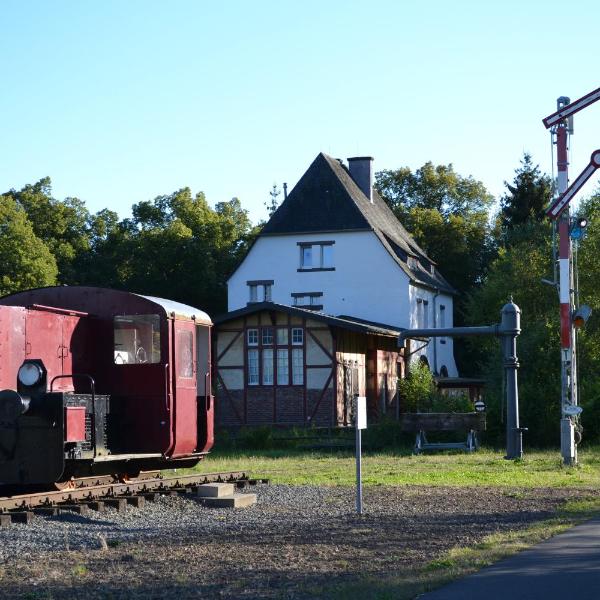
215, 310, 336, 427
214, 309, 403, 428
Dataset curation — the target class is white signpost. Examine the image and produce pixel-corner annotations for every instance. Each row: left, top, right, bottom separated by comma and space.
354, 395, 367, 515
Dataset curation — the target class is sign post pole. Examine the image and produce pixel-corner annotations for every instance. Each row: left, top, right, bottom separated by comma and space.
354, 395, 367, 515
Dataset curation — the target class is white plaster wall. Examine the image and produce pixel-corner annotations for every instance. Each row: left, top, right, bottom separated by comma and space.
229, 231, 411, 328
408, 285, 458, 376
228, 231, 458, 376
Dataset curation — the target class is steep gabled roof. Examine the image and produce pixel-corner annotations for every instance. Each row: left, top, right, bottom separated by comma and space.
261, 153, 371, 235
261, 153, 456, 294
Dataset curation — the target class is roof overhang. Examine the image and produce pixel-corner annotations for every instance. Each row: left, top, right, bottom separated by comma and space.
214, 302, 403, 338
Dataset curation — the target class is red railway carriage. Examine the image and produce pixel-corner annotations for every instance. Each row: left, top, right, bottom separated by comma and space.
0, 286, 214, 487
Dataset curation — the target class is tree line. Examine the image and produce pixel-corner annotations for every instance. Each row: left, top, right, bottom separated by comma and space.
0, 179, 258, 317
2, 156, 600, 445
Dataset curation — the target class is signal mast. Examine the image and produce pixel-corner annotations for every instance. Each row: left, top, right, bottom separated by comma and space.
543, 86, 600, 466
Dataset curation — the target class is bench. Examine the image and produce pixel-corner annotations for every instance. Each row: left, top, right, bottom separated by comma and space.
400, 412, 486, 454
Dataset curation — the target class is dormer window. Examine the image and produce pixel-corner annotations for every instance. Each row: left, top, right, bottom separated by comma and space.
247, 280, 273, 304
298, 241, 335, 271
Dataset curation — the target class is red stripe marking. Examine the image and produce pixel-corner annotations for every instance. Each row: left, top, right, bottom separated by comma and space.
561, 303, 571, 349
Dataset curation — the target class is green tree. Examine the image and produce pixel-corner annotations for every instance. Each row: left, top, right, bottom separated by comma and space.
376, 162, 497, 321
0, 195, 58, 295
571, 188, 600, 441
404, 206, 494, 298
264, 184, 281, 217
376, 162, 494, 220
464, 220, 562, 446
84, 188, 258, 316
4, 177, 93, 284
499, 153, 553, 240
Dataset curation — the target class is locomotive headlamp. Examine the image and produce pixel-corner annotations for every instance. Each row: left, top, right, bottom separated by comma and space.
17, 362, 43, 387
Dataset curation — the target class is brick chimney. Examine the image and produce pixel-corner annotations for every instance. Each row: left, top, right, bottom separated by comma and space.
347, 156, 374, 203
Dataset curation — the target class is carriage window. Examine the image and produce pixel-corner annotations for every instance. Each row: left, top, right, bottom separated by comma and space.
178, 330, 194, 378
114, 315, 161, 364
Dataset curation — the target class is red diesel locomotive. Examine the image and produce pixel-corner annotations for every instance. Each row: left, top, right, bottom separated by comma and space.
0, 286, 214, 488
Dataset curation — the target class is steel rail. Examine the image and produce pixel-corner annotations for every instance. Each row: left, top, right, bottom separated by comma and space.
0, 471, 250, 513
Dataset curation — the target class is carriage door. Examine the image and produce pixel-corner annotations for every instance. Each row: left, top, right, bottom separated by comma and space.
25, 310, 64, 390
171, 319, 197, 457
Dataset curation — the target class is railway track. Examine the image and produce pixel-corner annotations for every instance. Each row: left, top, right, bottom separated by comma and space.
0, 471, 268, 526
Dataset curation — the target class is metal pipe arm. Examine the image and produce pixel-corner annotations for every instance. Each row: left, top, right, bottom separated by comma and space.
398, 325, 498, 346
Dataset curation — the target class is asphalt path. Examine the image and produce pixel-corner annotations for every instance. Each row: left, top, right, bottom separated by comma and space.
419, 517, 600, 600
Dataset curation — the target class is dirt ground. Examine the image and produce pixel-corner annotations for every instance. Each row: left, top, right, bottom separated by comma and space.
0, 484, 597, 600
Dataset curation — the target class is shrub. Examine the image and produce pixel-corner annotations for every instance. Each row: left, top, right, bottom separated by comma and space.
399, 362, 436, 412
399, 363, 474, 413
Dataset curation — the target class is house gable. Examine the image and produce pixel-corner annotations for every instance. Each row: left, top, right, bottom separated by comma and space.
247, 152, 455, 295
225, 151, 459, 380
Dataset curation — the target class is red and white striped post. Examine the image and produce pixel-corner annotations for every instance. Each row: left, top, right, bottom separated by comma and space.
544, 87, 600, 466
555, 105, 577, 466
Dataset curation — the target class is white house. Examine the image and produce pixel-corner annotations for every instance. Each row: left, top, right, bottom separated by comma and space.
228, 153, 458, 377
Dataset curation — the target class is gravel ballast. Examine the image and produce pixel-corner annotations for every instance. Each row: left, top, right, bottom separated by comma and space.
0, 484, 597, 599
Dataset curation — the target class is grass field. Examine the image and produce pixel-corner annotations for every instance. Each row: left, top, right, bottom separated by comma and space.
186, 445, 600, 488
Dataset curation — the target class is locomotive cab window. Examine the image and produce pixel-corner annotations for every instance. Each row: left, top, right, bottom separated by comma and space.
114, 315, 161, 364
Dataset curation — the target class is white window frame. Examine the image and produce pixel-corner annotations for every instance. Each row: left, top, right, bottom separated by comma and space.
277, 328, 288, 345
292, 292, 323, 308
292, 348, 304, 385
247, 280, 274, 303
248, 284, 258, 303
277, 348, 289, 385
247, 349, 259, 385
321, 244, 334, 268
300, 246, 313, 268
246, 326, 305, 387
262, 327, 273, 346
292, 328, 304, 345
298, 241, 335, 270
262, 348, 274, 385
247, 328, 258, 346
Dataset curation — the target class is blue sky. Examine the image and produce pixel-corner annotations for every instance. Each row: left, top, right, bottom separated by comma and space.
1, 0, 598, 223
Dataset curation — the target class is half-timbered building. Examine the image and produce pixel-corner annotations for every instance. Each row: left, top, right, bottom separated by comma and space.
214, 303, 403, 427
215, 152, 463, 428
